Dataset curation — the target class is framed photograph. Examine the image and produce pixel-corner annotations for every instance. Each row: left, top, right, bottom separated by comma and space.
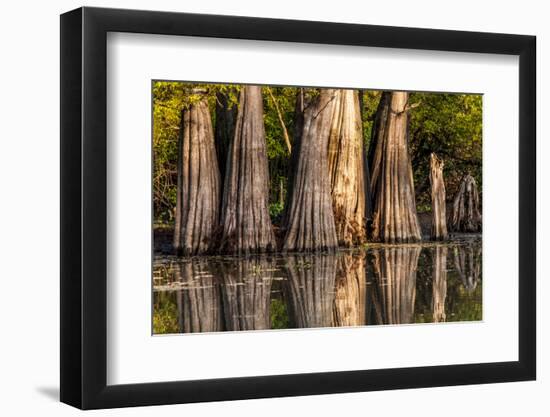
60, 6, 536, 410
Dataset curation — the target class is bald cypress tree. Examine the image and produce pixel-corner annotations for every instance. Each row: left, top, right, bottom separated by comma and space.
219, 86, 276, 254
173, 93, 221, 255
368, 92, 421, 243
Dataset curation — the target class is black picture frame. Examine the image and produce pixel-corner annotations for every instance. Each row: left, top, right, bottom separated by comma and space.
60, 6, 536, 410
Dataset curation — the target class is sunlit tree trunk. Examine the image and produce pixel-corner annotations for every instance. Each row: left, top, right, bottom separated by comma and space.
368, 92, 421, 243
219, 86, 276, 254
173, 94, 221, 255
429, 153, 448, 240
431, 246, 448, 323
215, 90, 237, 185
283, 89, 338, 252
332, 253, 366, 327
285, 254, 337, 328
370, 246, 420, 324
327, 90, 367, 246
449, 173, 482, 233
216, 257, 273, 331
176, 261, 223, 333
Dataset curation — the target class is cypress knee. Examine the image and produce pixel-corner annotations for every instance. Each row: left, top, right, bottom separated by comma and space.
449, 173, 482, 232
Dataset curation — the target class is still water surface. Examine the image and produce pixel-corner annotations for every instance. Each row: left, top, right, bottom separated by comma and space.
153, 237, 481, 334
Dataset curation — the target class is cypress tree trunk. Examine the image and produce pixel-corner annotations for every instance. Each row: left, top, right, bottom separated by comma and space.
285, 254, 337, 328
368, 92, 421, 243
449, 173, 482, 232
370, 246, 420, 324
173, 94, 221, 255
327, 90, 367, 246
429, 153, 448, 240
215, 90, 236, 185
216, 257, 273, 331
283, 89, 338, 252
431, 246, 448, 323
219, 86, 276, 254
332, 253, 366, 327
176, 261, 223, 333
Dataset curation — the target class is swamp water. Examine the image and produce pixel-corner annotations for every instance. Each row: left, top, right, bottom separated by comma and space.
153, 236, 481, 334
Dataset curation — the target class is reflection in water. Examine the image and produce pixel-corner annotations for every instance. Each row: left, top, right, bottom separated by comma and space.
153, 238, 482, 334
285, 254, 337, 329
215, 257, 273, 331
332, 254, 367, 327
453, 244, 481, 293
175, 261, 223, 333
369, 247, 421, 325
432, 247, 448, 323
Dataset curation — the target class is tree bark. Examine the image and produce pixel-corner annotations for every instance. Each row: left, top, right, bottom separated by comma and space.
449, 173, 482, 232
173, 95, 221, 255
283, 89, 339, 252
368, 92, 422, 243
332, 253, 366, 327
215, 90, 237, 185
429, 153, 448, 240
327, 90, 367, 246
431, 246, 448, 323
369, 246, 420, 324
219, 86, 276, 254
216, 257, 273, 331
175, 260, 223, 333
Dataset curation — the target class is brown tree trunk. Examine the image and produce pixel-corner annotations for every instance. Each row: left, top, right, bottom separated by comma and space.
368, 92, 421, 243
173, 94, 221, 255
429, 153, 448, 240
219, 86, 276, 254
332, 253, 366, 327
285, 254, 337, 328
283, 89, 338, 252
215, 90, 237, 185
449, 174, 482, 232
370, 246, 420, 324
431, 246, 448, 323
327, 90, 367, 246
216, 257, 273, 331
176, 261, 223, 333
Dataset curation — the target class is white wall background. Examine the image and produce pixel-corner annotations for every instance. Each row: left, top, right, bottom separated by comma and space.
0, 0, 546, 415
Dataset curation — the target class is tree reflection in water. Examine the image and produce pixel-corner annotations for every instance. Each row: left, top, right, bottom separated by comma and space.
285, 254, 337, 329
369, 246, 421, 325
175, 260, 223, 333
154, 239, 482, 334
214, 257, 274, 331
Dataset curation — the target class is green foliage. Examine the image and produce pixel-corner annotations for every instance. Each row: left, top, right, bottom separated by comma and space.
270, 298, 290, 329
152, 296, 179, 334
269, 201, 285, 222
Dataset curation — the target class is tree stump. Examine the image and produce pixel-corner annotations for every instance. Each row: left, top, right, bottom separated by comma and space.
369, 246, 420, 324
449, 173, 482, 232
368, 92, 422, 243
173, 95, 221, 256
283, 89, 339, 252
429, 153, 448, 240
431, 246, 448, 323
219, 86, 276, 254
327, 90, 367, 247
